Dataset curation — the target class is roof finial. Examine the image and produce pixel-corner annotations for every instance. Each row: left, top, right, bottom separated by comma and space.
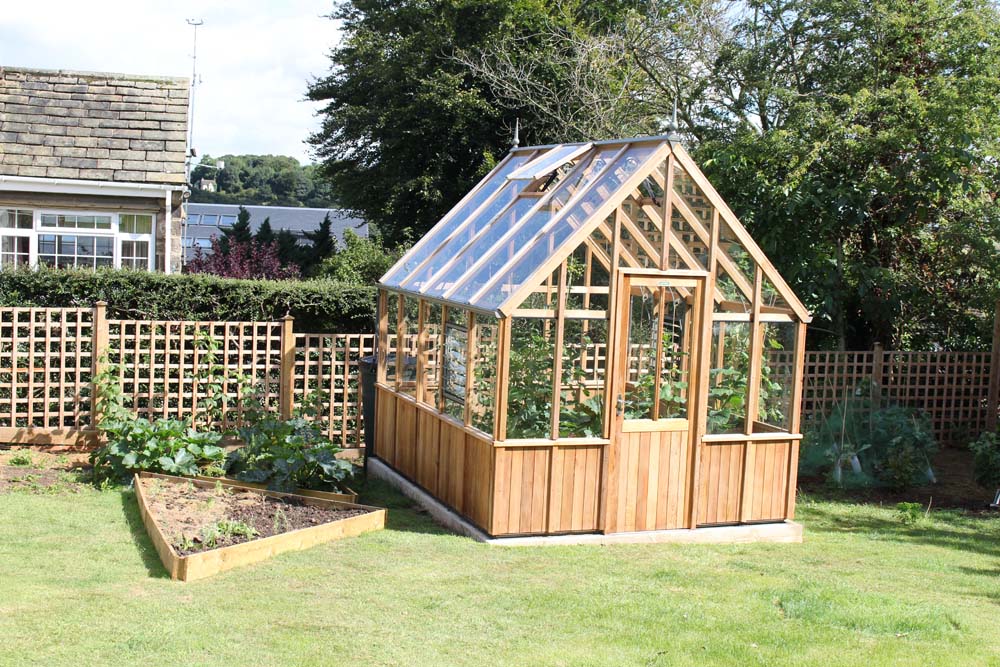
511, 118, 520, 149
666, 96, 681, 142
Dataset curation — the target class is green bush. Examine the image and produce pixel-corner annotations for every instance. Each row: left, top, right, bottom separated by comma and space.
0, 266, 376, 333
226, 416, 357, 493
89, 417, 226, 481
801, 383, 937, 489
969, 432, 1000, 489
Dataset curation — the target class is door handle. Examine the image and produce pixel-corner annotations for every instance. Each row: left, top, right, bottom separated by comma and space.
616, 394, 625, 416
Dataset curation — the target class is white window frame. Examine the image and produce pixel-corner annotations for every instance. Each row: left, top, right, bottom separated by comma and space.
2, 208, 157, 271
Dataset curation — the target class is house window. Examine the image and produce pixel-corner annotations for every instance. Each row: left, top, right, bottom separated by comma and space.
0, 209, 32, 229
40, 213, 113, 230
38, 234, 114, 268
1, 209, 154, 270
0, 236, 29, 267
202, 214, 219, 226
120, 240, 150, 269
120, 214, 153, 234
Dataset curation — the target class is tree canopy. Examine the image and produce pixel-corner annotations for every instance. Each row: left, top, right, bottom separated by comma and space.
307, 0, 637, 242
190, 154, 336, 208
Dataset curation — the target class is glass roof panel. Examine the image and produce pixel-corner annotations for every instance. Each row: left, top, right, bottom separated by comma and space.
381, 153, 532, 287
440, 147, 622, 304
508, 143, 592, 181
399, 178, 528, 292
459, 143, 661, 311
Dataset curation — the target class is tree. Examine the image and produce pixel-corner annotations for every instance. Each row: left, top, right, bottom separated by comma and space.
190, 155, 336, 208
319, 229, 410, 285
302, 212, 337, 273
256, 217, 275, 246
276, 229, 301, 267
465, 0, 1000, 349
186, 236, 301, 280
307, 0, 637, 242
219, 206, 254, 256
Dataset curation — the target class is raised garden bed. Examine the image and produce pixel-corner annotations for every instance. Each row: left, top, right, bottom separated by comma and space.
134, 472, 385, 581
192, 475, 359, 503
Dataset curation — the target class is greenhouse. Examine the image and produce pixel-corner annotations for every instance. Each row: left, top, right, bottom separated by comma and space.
374, 135, 811, 538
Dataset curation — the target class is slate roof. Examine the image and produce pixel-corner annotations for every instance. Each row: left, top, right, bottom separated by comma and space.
186, 203, 367, 240
0, 66, 189, 185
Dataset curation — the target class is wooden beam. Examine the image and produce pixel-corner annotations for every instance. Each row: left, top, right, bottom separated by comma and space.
670, 144, 812, 322
551, 261, 569, 439
744, 266, 764, 435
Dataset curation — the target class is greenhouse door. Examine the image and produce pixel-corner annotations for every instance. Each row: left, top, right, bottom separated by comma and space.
604, 271, 707, 533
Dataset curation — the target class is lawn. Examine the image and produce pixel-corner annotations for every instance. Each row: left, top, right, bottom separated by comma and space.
1, 468, 998, 666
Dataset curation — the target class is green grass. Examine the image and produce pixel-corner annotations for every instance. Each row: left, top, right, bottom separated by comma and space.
1, 481, 998, 667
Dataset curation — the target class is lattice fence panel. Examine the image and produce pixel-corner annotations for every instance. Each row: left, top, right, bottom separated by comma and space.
0, 308, 94, 430
293, 333, 375, 449
882, 351, 991, 444
106, 320, 283, 428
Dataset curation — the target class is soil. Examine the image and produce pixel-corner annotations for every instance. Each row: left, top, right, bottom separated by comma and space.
0, 448, 90, 493
138, 477, 371, 556
799, 446, 999, 514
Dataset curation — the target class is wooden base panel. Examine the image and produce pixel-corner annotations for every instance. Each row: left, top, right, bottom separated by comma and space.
135, 472, 385, 581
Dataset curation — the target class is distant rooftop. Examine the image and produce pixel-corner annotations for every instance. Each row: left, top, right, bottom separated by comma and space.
0, 66, 189, 185
186, 202, 367, 239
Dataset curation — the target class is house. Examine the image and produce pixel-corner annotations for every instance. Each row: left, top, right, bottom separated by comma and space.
194, 177, 216, 192
183, 203, 367, 262
0, 66, 188, 272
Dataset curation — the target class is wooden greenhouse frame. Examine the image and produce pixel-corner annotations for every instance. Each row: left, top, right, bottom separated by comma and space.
375, 135, 811, 538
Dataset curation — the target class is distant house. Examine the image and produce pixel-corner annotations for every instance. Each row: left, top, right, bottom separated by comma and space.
0, 66, 188, 272
183, 203, 367, 263
194, 177, 216, 192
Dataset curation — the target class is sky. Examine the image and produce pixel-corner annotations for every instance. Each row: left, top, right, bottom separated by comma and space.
0, 0, 339, 164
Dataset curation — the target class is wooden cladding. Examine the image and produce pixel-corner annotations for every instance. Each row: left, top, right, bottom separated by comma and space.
697, 439, 795, 526
375, 387, 494, 530
607, 429, 690, 533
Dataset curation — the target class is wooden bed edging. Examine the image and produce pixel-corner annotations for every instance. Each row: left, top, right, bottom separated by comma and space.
134, 472, 386, 582
191, 475, 359, 504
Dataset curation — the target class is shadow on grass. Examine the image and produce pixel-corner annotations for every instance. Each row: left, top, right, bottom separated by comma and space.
118, 489, 170, 579
357, 477, 453, 537
804, 502, 1000, 560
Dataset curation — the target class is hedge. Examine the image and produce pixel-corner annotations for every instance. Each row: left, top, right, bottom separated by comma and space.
0, 268, 377, 333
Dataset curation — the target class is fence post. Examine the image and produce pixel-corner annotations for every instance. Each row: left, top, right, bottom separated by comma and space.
987, 301, 1000, 431
90, 301, 109, 433
871, 342, 885, 409
280, 315, 295, 420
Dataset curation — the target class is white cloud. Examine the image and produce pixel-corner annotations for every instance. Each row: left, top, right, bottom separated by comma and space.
0, 0, 339, 163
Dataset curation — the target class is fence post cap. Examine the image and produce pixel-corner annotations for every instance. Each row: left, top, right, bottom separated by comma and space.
95, 300, 108, 307
281, 314, 294, 321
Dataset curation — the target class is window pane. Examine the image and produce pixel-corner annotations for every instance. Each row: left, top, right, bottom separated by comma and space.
96, 237, 114, 257
0, 235, 29, 268
398, 296, 420, 399
120, 214, 153, 234
0, 209, 32, 229
38, 235, 56, 254
188, 214, 202, 225
505, 317, 554, 439
41, 215, 58, 228
708, 321, 751, 434
384, 292, 399, 386
559, 318, 606, 437
623, 286, 657, 420
471, 314, 498, 435
203, 215, 219, 226
442, 307, 468, 421
57, 235, 77, 255
384, 153, 532, 287
419, 302, 442, 406
757, 323, 797, 432
219, 215, 237, 227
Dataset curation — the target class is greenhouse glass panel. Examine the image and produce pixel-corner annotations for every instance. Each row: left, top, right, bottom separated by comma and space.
508, 142, 592, 180
442, 307, 468, 422
559, 318, 607, 437
471, 143, 660, 312
398, 296, 421, 398
471, 313, 499, 434
708, 321, 751, 434
384, 292, 399, 386
419, 302, 443, 406
505, 317, 555, 439
382, 153, 531, 287
757, 323, 797, 432
434, 147, 618, 303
